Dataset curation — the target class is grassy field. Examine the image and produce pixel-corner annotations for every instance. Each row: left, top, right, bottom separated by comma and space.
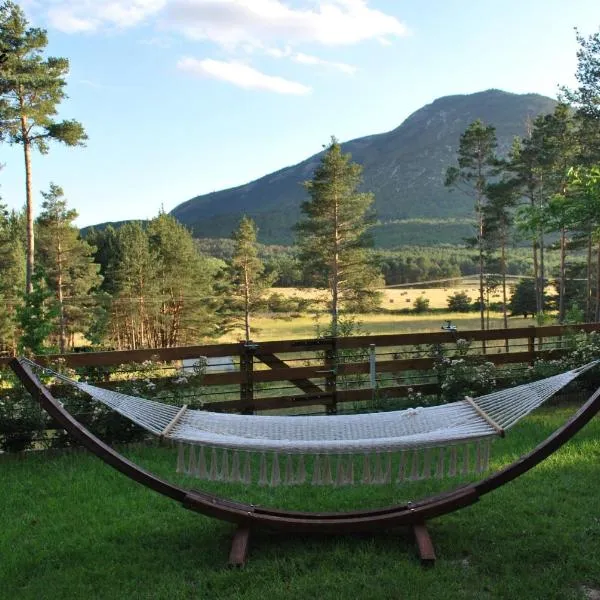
274, 285, 496, 310
217, 283, 535, 342
1, 405, 599, 600
221, 311, 529, 343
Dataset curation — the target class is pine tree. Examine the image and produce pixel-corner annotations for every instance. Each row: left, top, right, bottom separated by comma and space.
0, 1, 87, 293
512, 105, 580, 319
561, 28, 600, 120
147, 212, 222, 347
36, 183, 101, 352
15, 265, 58, 354
296, 137, 382, 336
229, 215, 273, 342
563, 166, 600, 319
0, 196, 25, 351
110, 222, 158, 349
484, 179, 518, 334
445, 120, 500, 341
105, 215, 224, 349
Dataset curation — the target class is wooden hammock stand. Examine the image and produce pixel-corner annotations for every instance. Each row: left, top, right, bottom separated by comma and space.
10, 358, 600, 567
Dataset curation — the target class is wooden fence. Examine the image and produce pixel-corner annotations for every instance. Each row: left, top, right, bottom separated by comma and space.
2, 323, 600, 415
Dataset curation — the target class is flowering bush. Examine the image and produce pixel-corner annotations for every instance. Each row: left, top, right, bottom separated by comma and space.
434, 356, 497, 402
530, 330, 600, 389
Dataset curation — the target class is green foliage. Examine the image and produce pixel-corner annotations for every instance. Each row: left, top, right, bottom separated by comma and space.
262, 292, 312, 314
296, 137, 383, 333
446, 291, 472, 312
507, 279, 538, 316
530, 330, 600, 391
412, 296, 430, 313
15, 266, 58, 354
0, 2, 87, 149
373, 219, 476, 247
0, 200, 25, 350
101, 214, 225, 349
0, 387, 45, 452
434, 349, 497, 402
0, 1, 87, 292
564, 303, 585, 325
446, 119, 501, 332
36, 183, 102, 351
228, 216, 275, 341
561, 27, 600, 120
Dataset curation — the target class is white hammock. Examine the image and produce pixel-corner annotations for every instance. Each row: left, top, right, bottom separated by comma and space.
33, 359, 598, 486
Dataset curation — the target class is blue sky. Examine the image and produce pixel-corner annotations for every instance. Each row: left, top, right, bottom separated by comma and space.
1, 0, 599, 228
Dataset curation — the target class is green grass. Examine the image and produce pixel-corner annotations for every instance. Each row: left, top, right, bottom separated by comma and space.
1, 405, 600, 599
224, 311, 527, 343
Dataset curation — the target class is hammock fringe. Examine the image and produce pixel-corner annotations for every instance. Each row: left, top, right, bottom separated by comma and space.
176, 440, 494, 486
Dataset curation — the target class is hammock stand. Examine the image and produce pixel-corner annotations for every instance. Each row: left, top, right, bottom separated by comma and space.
10, 357, 600, 567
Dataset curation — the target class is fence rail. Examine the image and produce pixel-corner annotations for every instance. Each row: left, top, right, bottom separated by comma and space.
3, 323, 600, 416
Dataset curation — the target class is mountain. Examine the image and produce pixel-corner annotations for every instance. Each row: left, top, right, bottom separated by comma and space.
173, 89, 555, 246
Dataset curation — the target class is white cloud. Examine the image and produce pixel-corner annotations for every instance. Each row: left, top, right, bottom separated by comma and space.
47, 6, 98, 32
164, 0, 407, 48
177, 57, 311, 95
293, 52, 356, 74
46, 0, 167, 32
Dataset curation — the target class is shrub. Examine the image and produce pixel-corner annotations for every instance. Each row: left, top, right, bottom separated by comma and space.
434, 356, 497, 402
412, 296, 430, 313
446, 291, 472, 312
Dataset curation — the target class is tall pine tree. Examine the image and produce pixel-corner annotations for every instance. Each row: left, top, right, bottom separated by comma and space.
296, 137, 381, 336
0, 197, 25, 351
0, 1, 87, 293
36, 183, 101, 352
445, 120, 500, 340
229, 216, 273, 342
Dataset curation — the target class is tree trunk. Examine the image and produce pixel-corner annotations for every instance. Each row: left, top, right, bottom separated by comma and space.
57, 238, 66, 353
558, 228, 566, 323
332, 191, 340, 339
244, 262, 250, 343
477, 197, 486, 353
587, 232, 593, 320
532, 238, 540, 314
538, 227, 545, 318
596, 239, 600, 322
22, 117, 34, 294
501, 233, 508, 351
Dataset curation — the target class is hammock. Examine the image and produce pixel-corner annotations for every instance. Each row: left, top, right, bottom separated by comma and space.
29, 359, 598, 487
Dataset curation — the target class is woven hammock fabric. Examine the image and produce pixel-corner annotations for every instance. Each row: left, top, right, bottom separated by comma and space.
31, 359, 598, 485
40, 360, 596, 453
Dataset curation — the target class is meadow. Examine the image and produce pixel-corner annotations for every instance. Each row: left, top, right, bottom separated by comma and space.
219, 284, 529, 342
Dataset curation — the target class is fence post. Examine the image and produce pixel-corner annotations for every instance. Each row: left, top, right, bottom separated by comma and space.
528, 326, 536, 366
240, 341, 256, 415
369, 344, 377, 404
325, 337, 337, 415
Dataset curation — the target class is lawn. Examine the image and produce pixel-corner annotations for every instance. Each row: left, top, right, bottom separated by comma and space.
1, 404, 599, 600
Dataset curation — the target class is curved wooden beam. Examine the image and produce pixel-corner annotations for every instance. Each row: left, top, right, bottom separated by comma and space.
10, 358, 600, 535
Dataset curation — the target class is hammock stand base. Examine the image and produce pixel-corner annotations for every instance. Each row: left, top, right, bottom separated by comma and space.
10, 358, 600, 567
223, 523, 436, 567
182, 484, 478, 566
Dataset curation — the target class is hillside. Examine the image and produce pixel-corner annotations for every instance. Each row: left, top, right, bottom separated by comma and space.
170, 89, 556, 246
